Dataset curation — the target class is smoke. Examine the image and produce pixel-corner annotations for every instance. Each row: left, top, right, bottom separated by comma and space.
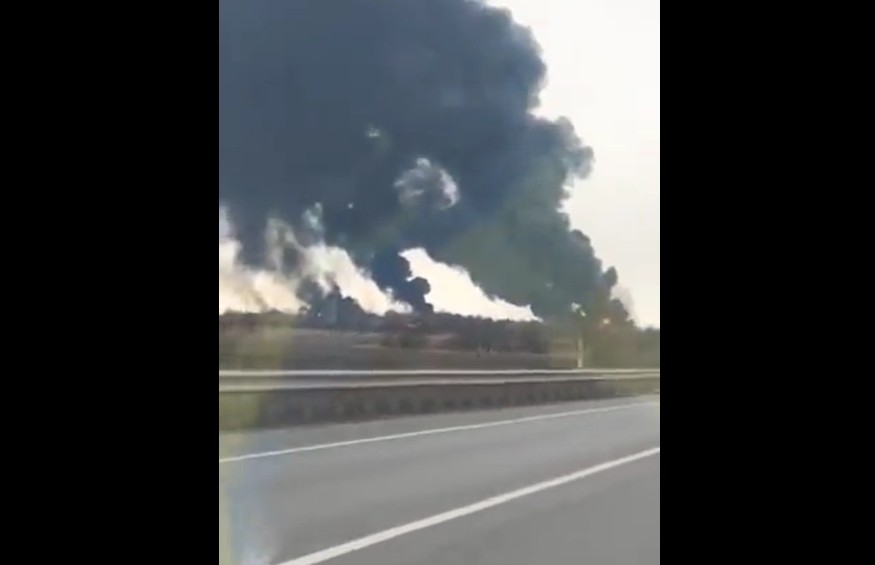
220, 209, 543, 320
219, 237, 304, 314
220, 0, 627, 321
218, 207, 408, 316
395, 158, 460, 211
611, 284, 638, 326
403, 249, 538, 321
219, 207, 303, 313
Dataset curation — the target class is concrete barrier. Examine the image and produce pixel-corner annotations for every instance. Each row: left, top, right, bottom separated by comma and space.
218, 370, 659, 431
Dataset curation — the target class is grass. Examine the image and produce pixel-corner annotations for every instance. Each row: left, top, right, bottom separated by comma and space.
219, 327, 578, 370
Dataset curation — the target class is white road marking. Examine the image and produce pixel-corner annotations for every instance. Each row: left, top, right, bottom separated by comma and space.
219, 402, 653, 464
275, 447, 661, 565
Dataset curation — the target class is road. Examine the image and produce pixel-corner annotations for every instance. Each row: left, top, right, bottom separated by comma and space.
219, 397, 660, 565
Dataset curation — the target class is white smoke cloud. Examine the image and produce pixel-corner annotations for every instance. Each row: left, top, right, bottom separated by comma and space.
219, 206, 539, 322
402, 248, 539, 321
394, 157, 460, 210
219, 211, 306, 314
263, 218, 409, 315
219, 206, 407, 316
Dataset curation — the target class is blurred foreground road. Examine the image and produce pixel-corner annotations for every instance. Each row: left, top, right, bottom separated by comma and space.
219, 397, 660, 565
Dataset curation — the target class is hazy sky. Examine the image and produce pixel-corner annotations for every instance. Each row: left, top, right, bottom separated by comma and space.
492, 0, 660, 327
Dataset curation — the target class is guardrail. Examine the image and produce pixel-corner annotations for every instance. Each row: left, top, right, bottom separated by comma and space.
218, 368, 659, 431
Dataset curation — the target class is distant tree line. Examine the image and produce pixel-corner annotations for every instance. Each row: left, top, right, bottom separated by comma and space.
219, 301, 659, 368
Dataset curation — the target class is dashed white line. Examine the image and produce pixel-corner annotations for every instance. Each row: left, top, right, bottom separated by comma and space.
275, 447, 661, 565
219, 402, 654, 464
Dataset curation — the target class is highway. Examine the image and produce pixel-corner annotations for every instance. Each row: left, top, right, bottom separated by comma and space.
219, 397, 660, 565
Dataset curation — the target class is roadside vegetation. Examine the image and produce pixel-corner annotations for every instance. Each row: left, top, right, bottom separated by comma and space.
219, 312, 659, 370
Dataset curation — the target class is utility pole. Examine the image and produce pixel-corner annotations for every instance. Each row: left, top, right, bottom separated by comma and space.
572, 305, 587, 369
571, 304, 610, 369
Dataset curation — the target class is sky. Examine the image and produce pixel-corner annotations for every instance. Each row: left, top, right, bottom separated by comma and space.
491, 0, 661, 327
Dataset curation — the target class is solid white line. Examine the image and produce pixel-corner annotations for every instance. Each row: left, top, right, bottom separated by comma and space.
219, 402, 652, 464
220, 368, 656, 377
275, 447, 661, 565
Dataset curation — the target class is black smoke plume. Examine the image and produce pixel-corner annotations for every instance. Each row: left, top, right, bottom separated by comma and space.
220, 0, 624, 320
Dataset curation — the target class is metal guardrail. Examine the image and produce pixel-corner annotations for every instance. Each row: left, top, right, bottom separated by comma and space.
219, 368, 660, 430
219, 368, 660, 392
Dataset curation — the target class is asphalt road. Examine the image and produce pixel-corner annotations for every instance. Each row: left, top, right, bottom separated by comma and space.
219, 397, 660, 565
